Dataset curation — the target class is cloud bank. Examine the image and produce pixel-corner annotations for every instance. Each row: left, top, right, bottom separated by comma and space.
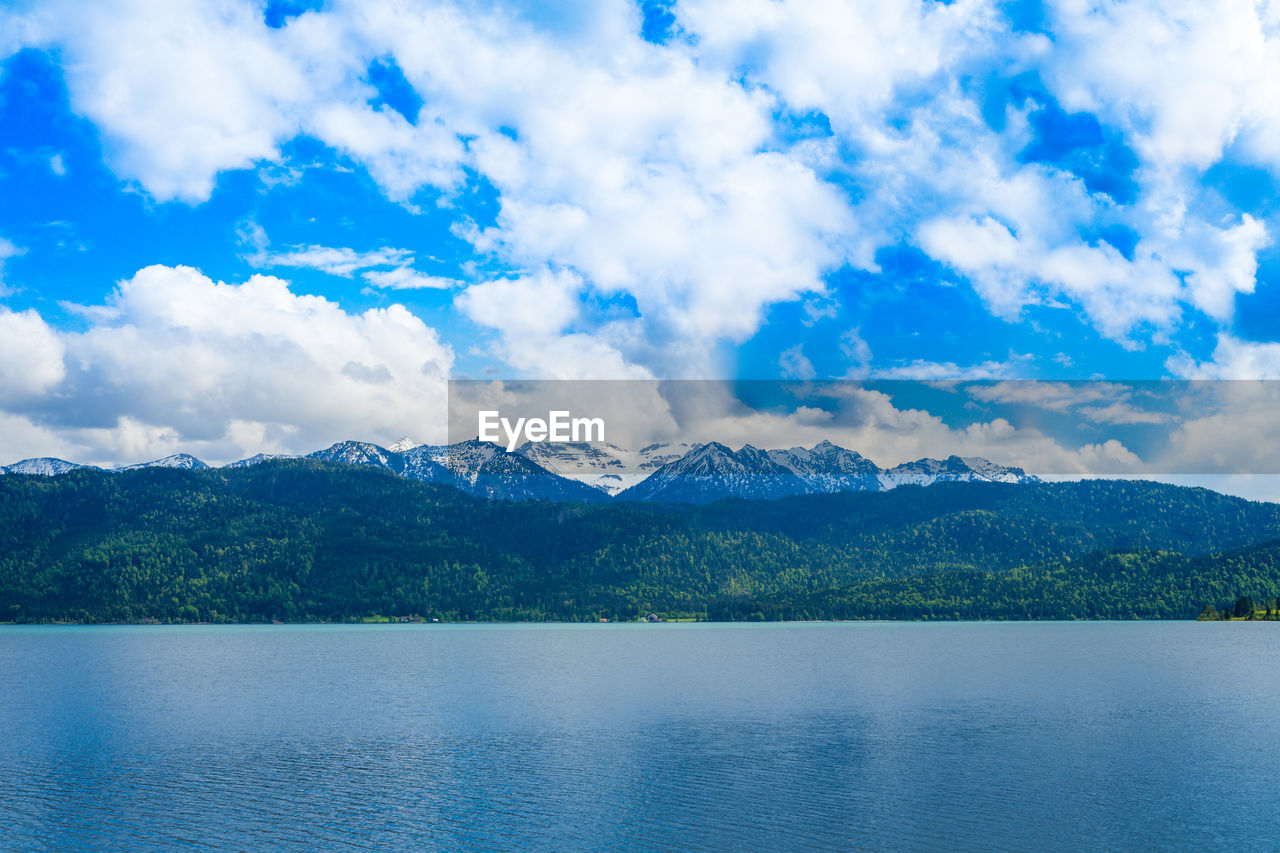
1, 265, 452, 466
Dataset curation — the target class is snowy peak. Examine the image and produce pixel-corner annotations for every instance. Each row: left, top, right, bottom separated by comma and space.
766, 441, 881, 494
879, 455, 1038, 488
618, 441, 809, 504
388, 436, 420, 453
3, 457, 91, 476
296, 439, 607, 502
409, 439, 496, 485
396, 444, 452, 484
224, 453, 296, 468
956, 456, 1037, 484
408, 439, 608, 502
517, 440, 693, 495
307, 441, 401, 471
119, 453, 209, 471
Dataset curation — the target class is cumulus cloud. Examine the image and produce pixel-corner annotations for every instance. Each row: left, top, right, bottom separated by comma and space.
456, 268, 582, 339
454, 267, 651, 377
1040, 0, 1280, 173
309, 101, 465, 201
0, 265, 453, 466
0, 306, 65, 398
16, 0, 332, 202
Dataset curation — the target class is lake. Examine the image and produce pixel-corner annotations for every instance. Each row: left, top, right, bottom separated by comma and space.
1, 622, 1278, 851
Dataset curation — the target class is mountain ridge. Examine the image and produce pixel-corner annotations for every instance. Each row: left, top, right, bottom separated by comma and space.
2, 439, 1042, 504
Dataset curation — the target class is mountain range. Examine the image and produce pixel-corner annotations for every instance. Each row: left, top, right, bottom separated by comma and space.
0, 438, 1038, 504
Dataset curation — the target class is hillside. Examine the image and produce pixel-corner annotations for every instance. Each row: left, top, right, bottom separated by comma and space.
2, 461, 1279, 623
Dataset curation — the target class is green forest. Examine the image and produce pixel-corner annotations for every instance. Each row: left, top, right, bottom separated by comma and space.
3, 460, 1280, 623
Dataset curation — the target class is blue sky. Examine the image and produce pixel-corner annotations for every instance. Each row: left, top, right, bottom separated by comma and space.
2, 0, 1280, 469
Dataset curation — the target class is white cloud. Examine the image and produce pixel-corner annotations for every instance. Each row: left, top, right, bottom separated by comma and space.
0, 306, 66, 398
840, 327, 872, 375
0, 411, 76, 464
970, 380, 1130, 412
1041, 0, 1280, 173
779, 345, 816, 380
454, 268, 654, 378
251, 244, 412, 277
309, 102, 465, 201
915, 212, 1251, 342
1177, 215, 1269, 319
1076, 402, 1174, 426
678, 0, 1005, 135
0, 237, 21, 296
870, 359, 1022, 380
968, 380, 1177, 425
456, 268, 580, 338
245, 231, 460, 291
31, 0, 336, 202
1169, 335, 1280, 379
362, 267, 459, 290
0, 264, 453, 466
1155, 381, 1280, 475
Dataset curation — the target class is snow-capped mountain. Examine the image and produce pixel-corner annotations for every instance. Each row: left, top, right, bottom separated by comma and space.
395, 445, 453, 484
308, 441, 404, 471
766, 440, 882, 493
618, 442, 812, 503
118, 453, 209, 471
2, 457, 92, 476
224, 453, 297, 468
879, 455, 1038, 488
300, 439, 608, 502
516, 441, 693, 496
387, 436, 420, 452
408, 439, 609, 502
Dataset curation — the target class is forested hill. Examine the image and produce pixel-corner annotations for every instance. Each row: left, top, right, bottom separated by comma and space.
2, 460, 1280, 623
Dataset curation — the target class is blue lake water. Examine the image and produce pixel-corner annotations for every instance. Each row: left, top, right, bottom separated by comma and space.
2, 621, 1279, 851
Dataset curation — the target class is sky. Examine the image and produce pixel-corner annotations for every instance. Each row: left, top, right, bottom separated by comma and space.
3, 0, 1280, 473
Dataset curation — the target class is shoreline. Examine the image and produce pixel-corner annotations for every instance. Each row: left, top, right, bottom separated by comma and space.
0, 617, 1217, 627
